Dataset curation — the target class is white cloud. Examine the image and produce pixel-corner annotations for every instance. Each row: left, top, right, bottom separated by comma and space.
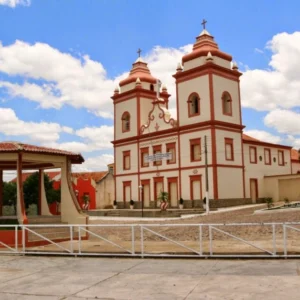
72, 154, 114, 173
241, 31, 300, 111
145, 45, 192, 116
243, 129, 282, 144
254, 48, 264, 54
0, 108, 70, 143
0, 0, 30, 7
0, 40, 115, 118
44, 125, 114, 153
0, 40, 191, 119
264, 109, 300, 136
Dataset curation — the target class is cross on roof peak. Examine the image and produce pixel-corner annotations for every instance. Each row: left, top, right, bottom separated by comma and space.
137, 48, 142, 57
201, 19, 207, 30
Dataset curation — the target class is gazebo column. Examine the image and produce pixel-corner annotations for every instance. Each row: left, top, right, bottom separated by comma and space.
39, 169, 52, 216
17, 153, 28, 224
0, 169, 3, 216
60, 158, 86, 225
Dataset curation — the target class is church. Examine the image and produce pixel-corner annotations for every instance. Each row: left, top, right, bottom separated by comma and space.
111, 23, 300, 208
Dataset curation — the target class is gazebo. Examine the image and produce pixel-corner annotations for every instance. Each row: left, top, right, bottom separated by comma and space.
0, 141, 88, 225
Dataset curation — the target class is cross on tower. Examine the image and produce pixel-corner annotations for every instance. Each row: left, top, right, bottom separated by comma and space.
201, 19, 207, 30
137, 48, 142, 57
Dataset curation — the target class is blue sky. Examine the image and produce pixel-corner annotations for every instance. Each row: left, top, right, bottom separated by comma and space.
1, 0, 300, 175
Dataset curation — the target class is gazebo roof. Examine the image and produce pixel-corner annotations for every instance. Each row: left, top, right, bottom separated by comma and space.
0, 141, 84, 164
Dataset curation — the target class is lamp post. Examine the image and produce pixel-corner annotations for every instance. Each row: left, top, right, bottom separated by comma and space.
139, 185, 143, 218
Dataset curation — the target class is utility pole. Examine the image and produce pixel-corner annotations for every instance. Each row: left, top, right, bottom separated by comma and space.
205, 135, 209, 214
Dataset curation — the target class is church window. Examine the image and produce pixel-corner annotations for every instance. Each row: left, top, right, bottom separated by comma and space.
188, 93, 200, 117
264, 148, 271, 165
190, 139, 201, 162
153, 145, 162, 166
225, 138, 234, 161
278, 150, 284, 166
222, 92, 232, 116
249, 146, 257, 164
141, 147, 149, 167
166, 142, 176, 164
150, 84, 154, 91
122, 112, 130, 132
123, 151, 131, 170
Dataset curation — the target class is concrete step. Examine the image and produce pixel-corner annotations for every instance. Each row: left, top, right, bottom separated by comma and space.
27, 216, 62, 224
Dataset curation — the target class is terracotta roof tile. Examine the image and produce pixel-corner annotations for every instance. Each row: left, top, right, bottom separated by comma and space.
0, 141, 84, 163
291, 149, 299, 161
71, 171, 107, 182
242, 134, 261, 142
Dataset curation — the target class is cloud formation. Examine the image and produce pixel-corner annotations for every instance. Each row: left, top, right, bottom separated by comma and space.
0, 0, 30, 7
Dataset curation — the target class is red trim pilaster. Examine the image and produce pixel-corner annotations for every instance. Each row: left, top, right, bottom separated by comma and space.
17, 152, 28, 224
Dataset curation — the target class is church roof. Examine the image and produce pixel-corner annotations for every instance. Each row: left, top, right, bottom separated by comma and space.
119, 58, 157, 87
0, 141, 84, 163
182, 27, 232, 63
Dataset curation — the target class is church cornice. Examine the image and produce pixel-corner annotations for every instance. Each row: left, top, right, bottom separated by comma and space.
173, 62, 242, 83
111, 88, 170, 104
112, 120, 245, 145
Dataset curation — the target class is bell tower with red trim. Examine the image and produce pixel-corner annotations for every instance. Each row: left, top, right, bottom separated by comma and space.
173, 21, 245, 200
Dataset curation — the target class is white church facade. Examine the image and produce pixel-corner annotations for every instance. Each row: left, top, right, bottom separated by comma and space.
111, 26, 300, 208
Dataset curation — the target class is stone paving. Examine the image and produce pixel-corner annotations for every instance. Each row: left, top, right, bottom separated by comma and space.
0, 255, 299, 299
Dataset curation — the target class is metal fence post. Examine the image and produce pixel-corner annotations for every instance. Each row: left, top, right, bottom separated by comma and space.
15, 225, 18, 253
272, 224, 276, 256
22, 226, 26, 254
78, 226, 81, 254
131, 225, 135, 255
209, 225, 213, 256
199, 225, 203, 256
140, 225, 144, 258
283, 224, 287, 257
69, 225, 73, 254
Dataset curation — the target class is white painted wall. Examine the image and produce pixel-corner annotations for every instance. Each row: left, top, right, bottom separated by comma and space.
115, 98, 137, 140
244, 143, 291, 198
177, 75, 210, 126
213, 75, 241, 124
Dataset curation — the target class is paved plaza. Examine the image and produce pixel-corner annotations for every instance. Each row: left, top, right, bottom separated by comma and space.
0, 256, 299, 299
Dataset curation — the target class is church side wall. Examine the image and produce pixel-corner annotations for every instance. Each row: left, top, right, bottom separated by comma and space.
217, 167, 243, 199
243, 143, 291, 199
292, 161, 300, 174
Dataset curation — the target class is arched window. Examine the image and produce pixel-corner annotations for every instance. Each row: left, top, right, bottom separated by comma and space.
187, 93, 200, 117
150, 84, 154, 91
122, 112, 130, 132
222, 92, 232, 116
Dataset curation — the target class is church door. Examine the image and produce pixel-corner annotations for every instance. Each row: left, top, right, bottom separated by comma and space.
168, 177, 178, 208
154, 178, 163, 208
123, 181, 131, 206
250, 179, 258, 203
141, 180, 150, 208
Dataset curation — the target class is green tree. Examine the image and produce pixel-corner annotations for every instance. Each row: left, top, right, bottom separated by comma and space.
3, 181, 17, 214
23, 172, 61, 209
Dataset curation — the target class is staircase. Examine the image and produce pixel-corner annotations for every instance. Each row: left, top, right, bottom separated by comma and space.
26, 216, 78, 244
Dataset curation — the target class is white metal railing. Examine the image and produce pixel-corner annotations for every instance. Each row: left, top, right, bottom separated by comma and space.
0, 222, 299, 258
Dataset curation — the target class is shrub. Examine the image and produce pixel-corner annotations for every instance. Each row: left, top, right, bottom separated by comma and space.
264, 197, 274, 209
179, 198, 184, 205
113, 200, 117, 206
130, 199, 135, 206
284, 197, 289, 205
